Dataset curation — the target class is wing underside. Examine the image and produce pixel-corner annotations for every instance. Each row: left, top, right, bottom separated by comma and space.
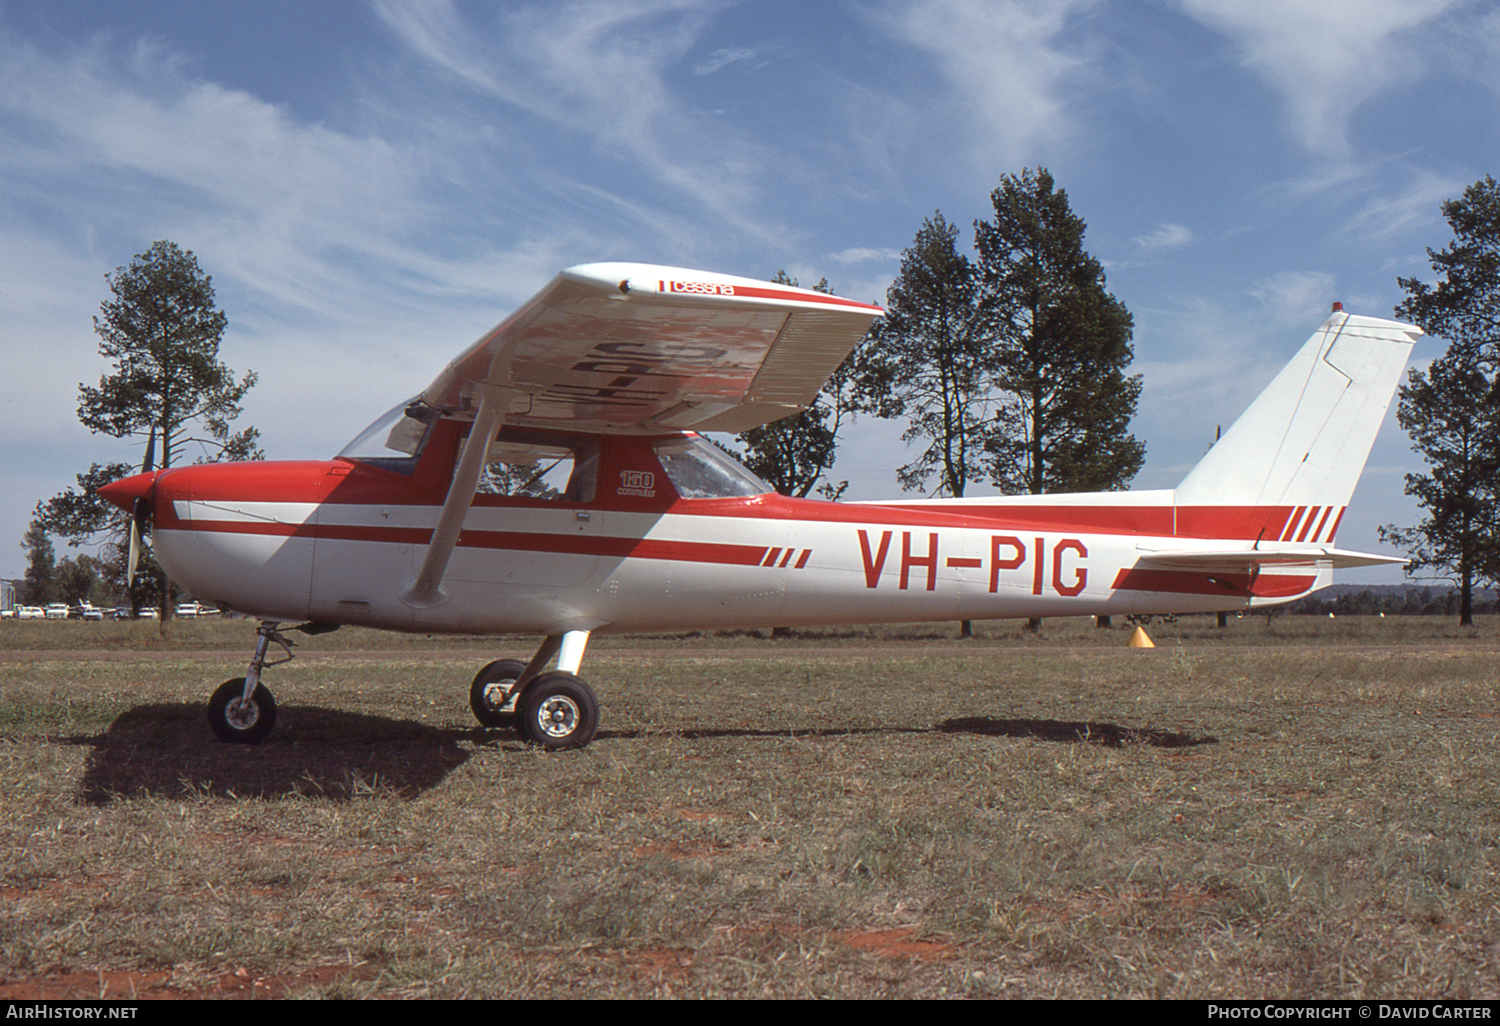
420, 263, 884, 434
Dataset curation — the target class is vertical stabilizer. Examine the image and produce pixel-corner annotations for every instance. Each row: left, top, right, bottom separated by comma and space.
1175, 311, 1421, 517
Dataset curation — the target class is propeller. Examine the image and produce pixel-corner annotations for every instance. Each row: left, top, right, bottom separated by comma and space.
124, 428, 156, 589
126, 495, 150, 588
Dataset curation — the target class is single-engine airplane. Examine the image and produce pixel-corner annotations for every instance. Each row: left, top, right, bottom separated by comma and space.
99, 262, 1421, 750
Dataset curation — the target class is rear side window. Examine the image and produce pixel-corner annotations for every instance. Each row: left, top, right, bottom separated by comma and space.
653, 435, 771, 499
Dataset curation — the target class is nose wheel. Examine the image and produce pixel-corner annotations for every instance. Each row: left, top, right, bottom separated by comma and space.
206, 620, 325, 745
208, 677, 277, 744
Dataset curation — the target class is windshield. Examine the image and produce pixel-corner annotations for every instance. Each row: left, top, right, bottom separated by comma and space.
653, 435, 772, 499
337, 398, 437, 473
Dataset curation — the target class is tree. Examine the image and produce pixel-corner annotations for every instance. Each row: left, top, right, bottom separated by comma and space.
81, 240, 260, 468
868, 174, 1143, 633
974, 169, 1144, 632
20, 520, 57, 605
858, 214, 998, 638
35, 241, 260, 617
1396, 177, 1500, 368
863, 213, 993, 498
1378, 352, 1499, 625
975, 168, 1144, 496
735, 271, 858, 500
1381, 178, 1500, 625
56, 554, 107, 607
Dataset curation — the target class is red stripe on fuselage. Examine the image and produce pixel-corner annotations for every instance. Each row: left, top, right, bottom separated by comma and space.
161, 459, 1319, 544
175, 515, 771, 568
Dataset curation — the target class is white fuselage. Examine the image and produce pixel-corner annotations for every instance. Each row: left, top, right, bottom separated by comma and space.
151, 482, 1325, 636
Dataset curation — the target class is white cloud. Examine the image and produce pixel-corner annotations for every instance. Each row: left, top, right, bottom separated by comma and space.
1342, 170, 1464, 242
829, 247, 903, 264
1175, 0, 1463, 155
1133, 223, 1194, 249
866, 0, 1103, 171
694, 46, 760, 75
1248, 270, 1338, 327
371, 0, 779, 243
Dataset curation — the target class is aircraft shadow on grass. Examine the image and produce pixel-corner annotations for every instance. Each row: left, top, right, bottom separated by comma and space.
936, 717, 1216, 748
72, 705, 1214, 805
75, 703, 479, 805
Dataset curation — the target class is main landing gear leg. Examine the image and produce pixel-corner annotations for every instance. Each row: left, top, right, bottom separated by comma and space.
207, 620, 296, 744
469, 630, 599, 750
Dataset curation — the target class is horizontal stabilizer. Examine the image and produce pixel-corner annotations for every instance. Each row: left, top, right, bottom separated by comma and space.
1135, 547, 1406, 571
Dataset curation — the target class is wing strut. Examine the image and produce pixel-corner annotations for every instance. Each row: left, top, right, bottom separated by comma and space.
399, 385, 512, 609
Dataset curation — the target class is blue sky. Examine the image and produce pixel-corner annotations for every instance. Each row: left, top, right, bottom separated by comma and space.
2, 0, 1496, 586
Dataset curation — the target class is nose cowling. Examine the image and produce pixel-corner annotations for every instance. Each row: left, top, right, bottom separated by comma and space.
98, 470, 161, 513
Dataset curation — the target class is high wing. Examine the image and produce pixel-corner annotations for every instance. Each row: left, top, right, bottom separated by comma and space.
420, 262, 885, 434
400, 263, 882, 609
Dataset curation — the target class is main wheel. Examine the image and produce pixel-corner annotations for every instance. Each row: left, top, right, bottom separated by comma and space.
470, 658, 528, 727
517, 671, 599, 750
208, 677, 277, 744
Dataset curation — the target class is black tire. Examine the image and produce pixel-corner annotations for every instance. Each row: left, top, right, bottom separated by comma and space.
517, 671, 599, 750
207, 677, 277, 744
470, 658, 528, 728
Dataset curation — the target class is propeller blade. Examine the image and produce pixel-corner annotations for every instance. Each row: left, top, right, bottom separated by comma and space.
127, 494, 149, 589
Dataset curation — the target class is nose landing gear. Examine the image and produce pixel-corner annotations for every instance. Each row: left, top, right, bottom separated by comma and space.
207, 620, 339, 744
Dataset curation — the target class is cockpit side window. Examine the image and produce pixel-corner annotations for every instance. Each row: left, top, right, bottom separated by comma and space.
458, 427, 600, 503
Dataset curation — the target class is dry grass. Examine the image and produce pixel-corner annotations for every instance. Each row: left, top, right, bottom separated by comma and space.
2, 615, 1499, 998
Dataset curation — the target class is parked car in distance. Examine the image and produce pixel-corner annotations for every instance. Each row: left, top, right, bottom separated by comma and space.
17, 606, 45, 620
44, 603, 69, 620
173, 601, 220, 618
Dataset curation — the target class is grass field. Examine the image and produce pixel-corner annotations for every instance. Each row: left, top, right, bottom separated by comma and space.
2, 615, 1499, 998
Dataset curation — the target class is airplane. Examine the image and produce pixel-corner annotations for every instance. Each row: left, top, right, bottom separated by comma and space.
98, 262, 1422, 750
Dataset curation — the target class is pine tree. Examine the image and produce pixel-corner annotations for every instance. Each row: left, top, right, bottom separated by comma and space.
863, 213, 992, 498
1384, 178, 1500, 624
1380, 348, 1500, 626
867, 180, 1144, 635
20, 520, 58, 606
1396, 177, 1500, 368
975, 168, 1144, 495
35, 241, 259, 616
80, 240, 260, 469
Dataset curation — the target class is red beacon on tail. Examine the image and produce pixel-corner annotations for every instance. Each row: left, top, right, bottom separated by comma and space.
100, 263, 1421, 749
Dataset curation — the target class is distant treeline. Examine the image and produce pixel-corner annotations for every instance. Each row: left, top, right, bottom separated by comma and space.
1288, 587, 1496, 617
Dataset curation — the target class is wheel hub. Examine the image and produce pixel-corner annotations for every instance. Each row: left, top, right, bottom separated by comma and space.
483, 682, 518, 713
536, 697, 579, 737
226, 699, 260, 730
